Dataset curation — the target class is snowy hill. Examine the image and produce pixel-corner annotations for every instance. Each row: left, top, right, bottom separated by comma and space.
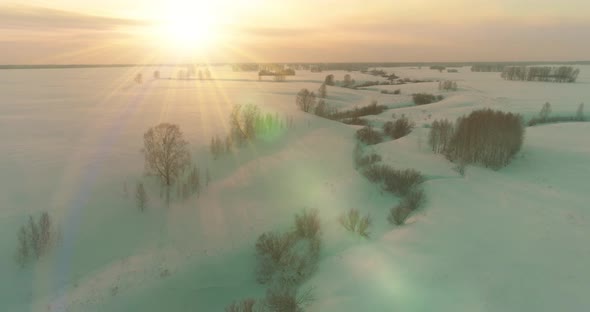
0, 65, 589, 311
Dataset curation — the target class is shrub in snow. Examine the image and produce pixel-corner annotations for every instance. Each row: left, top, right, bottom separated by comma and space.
16, 212, 56, 267
136, 182, 148, 212
263, 286, 313, 312
255, 211, 322, 288
341, 116, 368, 125
383, 117, 414, 139
445, 109, 524, 169
413, 93, 443, 105
388, 205, 412, 226
356, 126, 382, 145
338, 208, 372, 238
225, 298, 257, 312
362, 164, 424, 196
428, 119, 454, 154
353, 143, 382, 169
438, 80, 458, 91
332, 101, 387, 120
294, 209, 321, 240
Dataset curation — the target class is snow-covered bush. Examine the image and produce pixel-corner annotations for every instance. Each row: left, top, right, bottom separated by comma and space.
356, 126, 383, 145
338, 208, 371, 238
353, 144, 382, 169
16, 212, 56, 267
413, 93, 443, 105
438, 80, 458, 91
294, 209, 321, 240
388, 205, 412, 226
255, 209, 322, 289
383, 117, 414, 139
341, 117, 368, 125
362, 164, 424, 196
263, 286, 313, 312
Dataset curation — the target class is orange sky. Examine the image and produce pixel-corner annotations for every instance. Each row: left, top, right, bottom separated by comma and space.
1, 0, 589, 64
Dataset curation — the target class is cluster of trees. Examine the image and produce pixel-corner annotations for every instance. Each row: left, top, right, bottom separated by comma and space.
211, 105, 291, 160
438, 80, 458, 91
428, 119, 454, 154
383, 117, 414, 139
429, 109, 525, 169
528, 102, 586, 126
16, 212, 56, 267
413, 93, 444, 105
501, 66, 580, 82
331, 101, 387, 120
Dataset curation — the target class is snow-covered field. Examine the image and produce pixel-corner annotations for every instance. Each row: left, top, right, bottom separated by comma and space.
1, 65, 589, 311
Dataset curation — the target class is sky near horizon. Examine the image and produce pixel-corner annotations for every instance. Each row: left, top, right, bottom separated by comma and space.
1, 0, 589, 64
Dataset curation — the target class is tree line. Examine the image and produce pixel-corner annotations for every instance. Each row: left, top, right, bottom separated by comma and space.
501, 66, 580, 83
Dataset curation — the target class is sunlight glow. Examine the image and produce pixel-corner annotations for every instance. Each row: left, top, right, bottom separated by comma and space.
153, 1, 222, 55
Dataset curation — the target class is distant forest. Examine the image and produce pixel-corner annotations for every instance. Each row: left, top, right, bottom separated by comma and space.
501, 66, 580, 82
2, 61, 589, 70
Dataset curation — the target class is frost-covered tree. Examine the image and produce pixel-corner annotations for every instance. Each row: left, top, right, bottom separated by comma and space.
143, 123, 191, 203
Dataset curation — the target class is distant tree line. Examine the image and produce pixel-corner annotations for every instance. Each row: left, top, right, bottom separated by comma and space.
501, 66, 580, 82
471, 64, 505, 72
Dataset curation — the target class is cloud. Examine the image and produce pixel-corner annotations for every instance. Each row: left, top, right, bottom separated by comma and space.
0, 5, 151, 31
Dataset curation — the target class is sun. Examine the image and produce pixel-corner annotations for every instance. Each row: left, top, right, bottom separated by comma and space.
154, 4, 221, 54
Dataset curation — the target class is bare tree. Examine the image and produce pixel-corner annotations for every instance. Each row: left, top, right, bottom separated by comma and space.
136, 182, 148, 212
296, 89, 316, 113
143, 123, 191, 203
324, 74, 335, 86
539, 102, 552, 122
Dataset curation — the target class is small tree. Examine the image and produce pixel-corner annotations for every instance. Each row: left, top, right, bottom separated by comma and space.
318, 83, 327, 98
143, 123, 191, 203
539, 102, 552, 122
136, 182, 148, 212
296, 89, 316, 113
343, 74, 352, 87
153, 71, 160, 79
324, 74, 335, 86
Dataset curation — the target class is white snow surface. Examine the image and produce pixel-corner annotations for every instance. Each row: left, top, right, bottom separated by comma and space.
1, 65, 589, 311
